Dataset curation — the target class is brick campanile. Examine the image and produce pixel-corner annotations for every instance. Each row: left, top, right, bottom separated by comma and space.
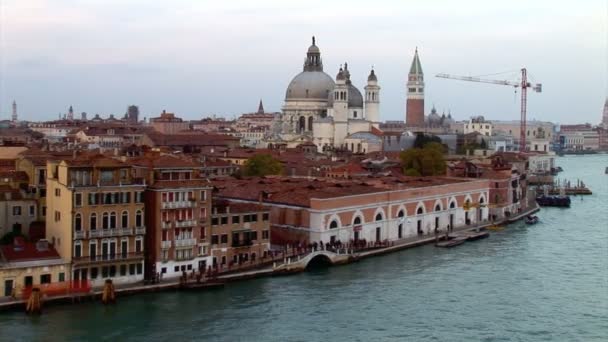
406, 48, 425, 126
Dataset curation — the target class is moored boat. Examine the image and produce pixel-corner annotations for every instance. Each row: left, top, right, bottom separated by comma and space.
536, 195, 571, 207
435, 236, 467, 248
525, 215, 539, 225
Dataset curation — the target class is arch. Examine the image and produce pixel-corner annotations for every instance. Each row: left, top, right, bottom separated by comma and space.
308, 116, 313, 131
90, 213, 97, 230
415, 202, 426, 215
121, 211, 129, 228
298, 116, 306, 133
135, 210, 143, 227
398, 209, 405, 218
329, 220, 338, 229
306, 253, 333, 269
448, 197, 457, 209
74, 213, 82, 231
478, 193, 486, 205
433, 199, 443, 212
351, 210, 364, 226
102, 212, 109, 229
373, 207, 386, 222
464, 195, 473, 205
375, 213, 383, 221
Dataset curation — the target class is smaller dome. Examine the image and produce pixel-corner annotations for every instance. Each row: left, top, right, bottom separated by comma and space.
368, 69, 377, 82
308, 44, 320, 54
336, 68, 346, 81
348, 84, 364, 108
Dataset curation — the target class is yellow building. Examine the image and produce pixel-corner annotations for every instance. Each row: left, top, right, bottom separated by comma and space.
46, 154, 146, 287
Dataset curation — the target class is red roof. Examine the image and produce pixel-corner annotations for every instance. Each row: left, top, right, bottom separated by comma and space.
1, 242, 61, 262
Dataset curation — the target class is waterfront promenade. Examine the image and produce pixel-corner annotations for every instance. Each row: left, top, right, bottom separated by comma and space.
0, 203, 539, 312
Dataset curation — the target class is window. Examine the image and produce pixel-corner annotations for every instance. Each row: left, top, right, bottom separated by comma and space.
42, 206, 46, 216
12, 206, 21, 216
110, 212, 117, 229
417, 207, 424, 215
54, 210, 61, 222
409, 88, 416, 93
262, 213, 269, 221
135, 192, 143, 203
135, 210, 143, 227
109, 265, 116, 277
329, 220, 338, 229
102, 266, 109, 278
211, 235, 219, 245
74, 193, 82, 207
121, 211, 128, 228
58, 272, 65, 282
435, 204, 441, 212
29, 205, 35, 217
102, 212, 109, 229
135, 239, 142, 253
375, 213, 383, 221
244, 215, 251, 223
220, 216, 228, 225
220, 234, 228, 244
55, 188, 61, 197
262, 230, 269, 240
100, 170, 113, 183
129, 264, 136, 275
90, 213, 97, 230
40, 274, 51, 284
136, 263, 142, 274
354, 217, 362, 225
91, 267, 98, 279
120, 264, 127, 276
251, 231, 258, 240
200, 190, 207, 201
74, 242, 82, 258
74, 213, 82, 231
251, 214, 258, 222
88, 193, 97, 205
232, 215, 240, 224
212, 217, 219, 226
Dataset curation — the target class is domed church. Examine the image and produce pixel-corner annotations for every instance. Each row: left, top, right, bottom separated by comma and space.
278, 37, 381, 152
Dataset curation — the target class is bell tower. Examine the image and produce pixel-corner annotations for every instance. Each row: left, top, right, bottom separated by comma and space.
406, 48, 425, 127
365, 68, 380, 127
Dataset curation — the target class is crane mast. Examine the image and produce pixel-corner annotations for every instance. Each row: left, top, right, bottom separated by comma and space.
436, 69, 541, 152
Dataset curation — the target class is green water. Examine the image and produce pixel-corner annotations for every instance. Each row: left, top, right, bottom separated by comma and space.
1, 155, 607, 341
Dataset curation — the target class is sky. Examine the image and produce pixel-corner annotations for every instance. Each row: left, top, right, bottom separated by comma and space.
0, 0, 606, 124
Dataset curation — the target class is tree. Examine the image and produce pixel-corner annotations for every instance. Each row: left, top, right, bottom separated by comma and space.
413, 133, 442, 149
243, 154, 283, 177
400, 144, 446, 176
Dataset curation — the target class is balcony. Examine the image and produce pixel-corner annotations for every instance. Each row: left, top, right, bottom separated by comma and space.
119, 228, 133, 236
161, 240, 172, 249
175, 219, 197, 228
161, 201, 196, 209
232, 240, 253, 248
161, 221, 172, 229
135, 226, 146, 234
74, 230, 86, 239
174, 238, 197, 248
72, 252, 144, 265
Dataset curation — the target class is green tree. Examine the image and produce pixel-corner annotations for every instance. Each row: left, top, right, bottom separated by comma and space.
400, 144, 446, 176
243, 154, 283, 176
413, 133, 442, 149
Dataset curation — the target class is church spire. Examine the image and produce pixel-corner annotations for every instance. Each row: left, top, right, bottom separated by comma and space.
409, 47, 423, 75
257, 99, 264, 114
303, 36, 323, 72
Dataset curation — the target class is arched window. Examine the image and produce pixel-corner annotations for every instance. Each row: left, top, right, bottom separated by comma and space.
329, 220, 338, 229
90, 213, 97, 230
299, 116, 306, 133
417, 206, 424, 215
110, 212, 117, 229
353, 216, 362, 225
136, 210, 143, 227
375, 213, 383, 221
398, 210, 405, 218
480, 196, 485, 204
308, 116, 313, 131
449, 201, 456, 209
74, 213, 82, 231
102, 212, 109, 229
435, 204, 441, 212
121, 211, 128, 228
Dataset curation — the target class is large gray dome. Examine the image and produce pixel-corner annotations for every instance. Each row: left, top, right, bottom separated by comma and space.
285, 71, 335, 101
348, 84, 363, 108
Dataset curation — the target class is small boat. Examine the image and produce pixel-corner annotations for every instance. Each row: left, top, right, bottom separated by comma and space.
463, 230, 490, 241
536, 195, 571, 207
525, 215, 539, 225
487, 225, 504, 231
435, 236, 467, 248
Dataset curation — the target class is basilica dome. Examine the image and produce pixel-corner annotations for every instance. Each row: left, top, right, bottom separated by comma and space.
285, 71, 335, 101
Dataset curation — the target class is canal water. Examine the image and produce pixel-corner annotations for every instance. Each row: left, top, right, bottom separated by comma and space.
1, 155, 607, 341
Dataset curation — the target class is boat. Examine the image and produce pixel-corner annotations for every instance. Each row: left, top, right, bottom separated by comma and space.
487, 225, 504, 231
179, 281, 225, 291
435, 236, 467, 248
605, 167, 608, 174
463, 230, 490, 241
536, 195, 571, 207
525, 215, 539, 225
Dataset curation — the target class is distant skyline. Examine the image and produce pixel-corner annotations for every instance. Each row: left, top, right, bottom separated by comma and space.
1, 0, 606, 124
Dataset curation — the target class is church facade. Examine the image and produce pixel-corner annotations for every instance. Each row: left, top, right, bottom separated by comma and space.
278, 37, 380, 152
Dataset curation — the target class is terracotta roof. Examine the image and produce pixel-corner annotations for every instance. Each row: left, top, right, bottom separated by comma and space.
145, 132, 239, 146
1, 242, 61, 263
131, 154, 200, 169
212, 199, 269, 214
148, 179, 212, 189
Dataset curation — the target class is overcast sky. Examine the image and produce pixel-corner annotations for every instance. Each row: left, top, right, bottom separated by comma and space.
1, 0, 606, 124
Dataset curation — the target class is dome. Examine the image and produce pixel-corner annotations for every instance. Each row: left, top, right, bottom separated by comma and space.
308, 44, 320, 54
285, 71, 335, 101
348, 84, 363, 108
368, 69, 377, 82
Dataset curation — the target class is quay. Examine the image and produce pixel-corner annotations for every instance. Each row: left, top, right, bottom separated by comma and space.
0, 203, 539, 313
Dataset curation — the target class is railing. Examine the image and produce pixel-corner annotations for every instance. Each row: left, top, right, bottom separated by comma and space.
161, 201, 196, 209
74, 230, 86, 239
135, 226, 146, 234
161, 240, 172, 249
175, 238, 197, 247
72, 252, 144, 264
175, 219, 197, 228
161, 221, 172, 229
119, 227, 133, 236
